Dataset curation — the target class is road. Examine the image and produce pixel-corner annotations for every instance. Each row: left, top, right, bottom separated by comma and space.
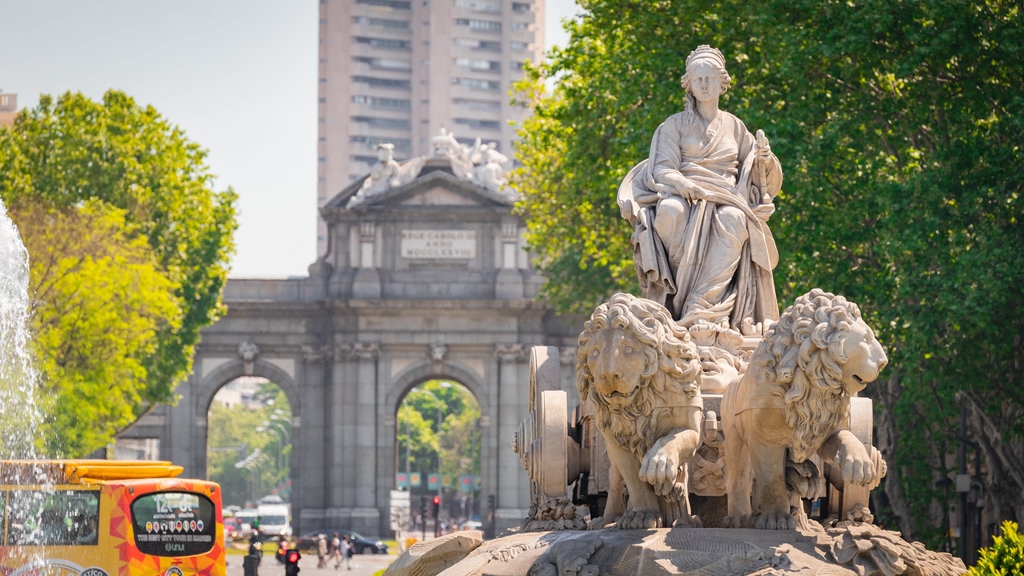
227, 551, 396, 576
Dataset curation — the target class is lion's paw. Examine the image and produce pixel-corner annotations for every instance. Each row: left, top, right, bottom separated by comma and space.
615, 509, 662, 530
586, 517, 616, 530
722, 515, 753, 529
671, 514, 702, 528
753, 510, 796, 530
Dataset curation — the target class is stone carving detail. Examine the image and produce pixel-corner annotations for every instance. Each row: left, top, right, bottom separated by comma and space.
722, 288, 888, 530
352, 342, 380, 361
523, 496, 590, 532
825, 520, 966, 576
472, 143, 510, 191
528, 535, 602, 576
618, 45, 782, 333
576, 293, 702, 529
428, 343, 447, 362
495, 343, 527, 363
237, 339, 259, 362
301, 344, 333, 363
238, 339, 259, 375
333, 342, 354, 361
362, 143, 400, 192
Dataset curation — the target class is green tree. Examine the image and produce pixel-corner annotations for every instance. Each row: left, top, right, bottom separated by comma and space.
398, 381, 481, 494
207, 383, 292, 507
16, 201, 179, 456
0, 90, 238, 454
514, 0, 1023, 545
967, 521, 1024, 576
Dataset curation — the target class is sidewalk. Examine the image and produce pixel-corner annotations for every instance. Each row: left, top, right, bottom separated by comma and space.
226, 552, 396, 576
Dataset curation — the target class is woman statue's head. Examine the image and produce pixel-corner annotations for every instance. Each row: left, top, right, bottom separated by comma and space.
680, 45, 731, 96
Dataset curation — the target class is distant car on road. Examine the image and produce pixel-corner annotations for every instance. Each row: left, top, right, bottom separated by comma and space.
459, 520, 483, 531
297, 529, 388, 555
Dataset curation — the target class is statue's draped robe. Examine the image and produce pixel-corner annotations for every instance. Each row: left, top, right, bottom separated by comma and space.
619, 110, 782, 329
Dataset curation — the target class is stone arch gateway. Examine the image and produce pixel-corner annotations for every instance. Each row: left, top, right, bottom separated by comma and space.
118, 149, 580, 537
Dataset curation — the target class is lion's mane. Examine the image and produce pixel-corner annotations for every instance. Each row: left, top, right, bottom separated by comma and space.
752, 288, 865, 461
576, 293, 701, 461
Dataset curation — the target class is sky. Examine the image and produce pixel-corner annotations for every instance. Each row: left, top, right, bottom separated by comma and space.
0, 0, 580, 278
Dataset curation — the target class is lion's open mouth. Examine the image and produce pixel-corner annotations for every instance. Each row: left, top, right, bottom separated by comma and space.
604, 385, 640, 401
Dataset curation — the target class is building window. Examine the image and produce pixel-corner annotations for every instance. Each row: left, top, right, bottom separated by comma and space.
511, 21, 529, 32
452, 77, 501, 91
455, 18, 501, 32
454, 57, 501, 73
353, 56, 412, 71
452, 98, 501, 111
455, 38, 501, 52
355, 36, 411, 50
352, 95, 411, 109
352, 16, 410, 29
352, 76, 412, 89
352, 116, 412, 129
355, 0, 410, 9
454, 0, 500, 12
510, 60, 526, 71
509, 41, 527, 52
455, 117, 501, 131
511, 2, 531, 14
350, 135, 411, 154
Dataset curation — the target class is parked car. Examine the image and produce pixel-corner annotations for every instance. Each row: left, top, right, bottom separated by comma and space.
223, 517, 243, 540
297, 529, 388, 554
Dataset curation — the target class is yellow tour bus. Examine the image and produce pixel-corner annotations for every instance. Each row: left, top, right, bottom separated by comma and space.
0, 459, 225, 576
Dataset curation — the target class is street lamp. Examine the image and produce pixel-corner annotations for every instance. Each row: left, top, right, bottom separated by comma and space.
257, 417, 290, 473
235, 449, 268, 503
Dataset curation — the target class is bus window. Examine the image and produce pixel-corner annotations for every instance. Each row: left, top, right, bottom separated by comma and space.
130, 491, 217, 557
5, 489, 100, 546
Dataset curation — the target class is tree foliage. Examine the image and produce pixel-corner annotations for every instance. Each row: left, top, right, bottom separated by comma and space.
16, 201, 179, 456
967, 521, 1024, 576
514, 0, 1023, 545
0, 90, 237, 455
398, 380, 481, 494
207, 383, 292, 507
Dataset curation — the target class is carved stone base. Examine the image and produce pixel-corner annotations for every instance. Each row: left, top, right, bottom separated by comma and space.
383, 524, 966, 576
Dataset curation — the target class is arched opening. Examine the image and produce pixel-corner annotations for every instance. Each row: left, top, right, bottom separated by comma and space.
207, 376, 293, 541
395, 379, 482, 536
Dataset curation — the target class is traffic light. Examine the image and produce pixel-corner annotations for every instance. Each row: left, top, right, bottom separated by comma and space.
432, 495, 441, 537
488, 494, 495, 510
284, 548, 301, 576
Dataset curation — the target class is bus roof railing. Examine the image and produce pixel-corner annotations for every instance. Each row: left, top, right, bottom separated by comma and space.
0, 459, 184, 485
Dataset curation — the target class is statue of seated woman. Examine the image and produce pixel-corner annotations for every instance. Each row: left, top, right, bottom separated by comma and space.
618, 45, 783, 333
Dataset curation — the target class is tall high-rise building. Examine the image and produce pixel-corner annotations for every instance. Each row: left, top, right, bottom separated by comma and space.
316, 0, 546, 252
0, 92, 17, 127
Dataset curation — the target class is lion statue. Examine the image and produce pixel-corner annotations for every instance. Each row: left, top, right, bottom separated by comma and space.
721, 288, 888, 529
577, 293, 703, 529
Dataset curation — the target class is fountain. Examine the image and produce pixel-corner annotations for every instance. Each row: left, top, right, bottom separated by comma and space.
0, 198, 43, 461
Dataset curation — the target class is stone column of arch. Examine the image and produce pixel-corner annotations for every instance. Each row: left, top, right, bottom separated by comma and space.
495, 343, 531, 529
352, 342, 382, 528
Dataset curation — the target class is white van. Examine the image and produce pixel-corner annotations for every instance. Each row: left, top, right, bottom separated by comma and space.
257, 499, 292, 539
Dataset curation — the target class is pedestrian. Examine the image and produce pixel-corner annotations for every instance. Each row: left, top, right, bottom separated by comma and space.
275, 535, 289, 565
244, 530, 263, 576
341, 534, 354, 570
316, 533, 328, 568
330, 532, 342, 568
